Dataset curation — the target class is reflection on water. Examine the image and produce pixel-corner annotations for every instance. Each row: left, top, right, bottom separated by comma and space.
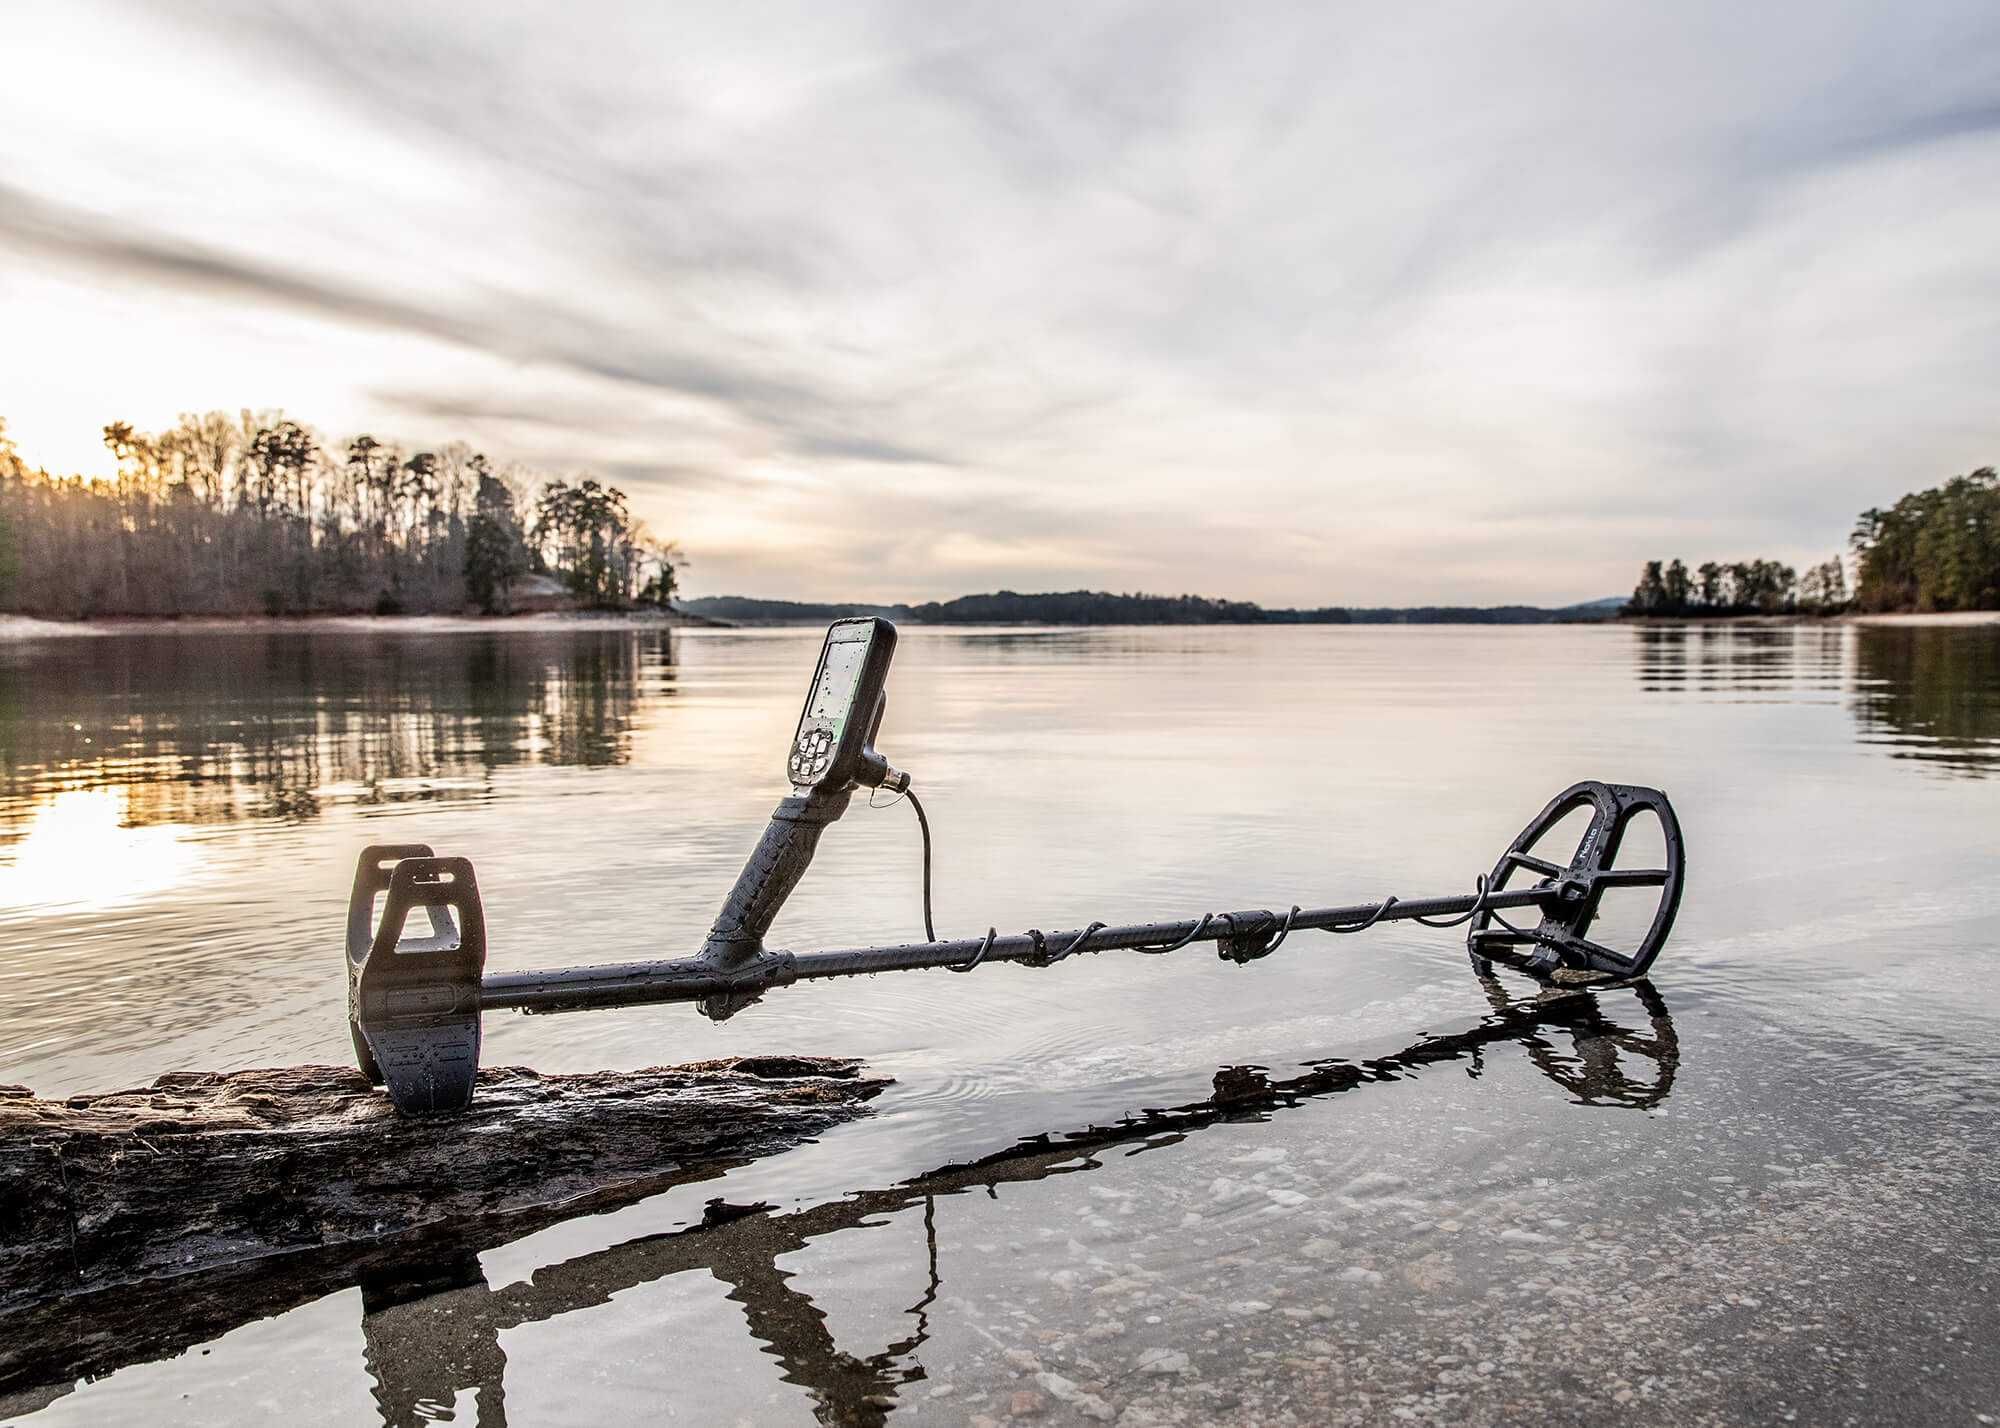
0, 788, 198, 913
0, 631, 672, 838
1851, 626, 2000, 774
0, 976, 1676, 1425
2, 622, 1997, 1424
1631, 621, 2000, 775
1630, 622, 1847, 696
0, 622, 1988, 867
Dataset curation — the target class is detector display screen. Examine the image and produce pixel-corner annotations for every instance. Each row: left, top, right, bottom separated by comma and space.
788, 618, 894, 789
808, 636, 869, 741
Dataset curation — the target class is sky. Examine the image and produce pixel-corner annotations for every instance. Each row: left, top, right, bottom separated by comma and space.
3, 2, 1998, 605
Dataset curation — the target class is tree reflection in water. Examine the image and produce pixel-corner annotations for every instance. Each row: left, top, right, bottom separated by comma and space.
0, 975, 1678, 1426
0, 630, 673, 837
1851, 626, 2000, 776
1630, 622, 2000, 776
1629, 622, 1847, 696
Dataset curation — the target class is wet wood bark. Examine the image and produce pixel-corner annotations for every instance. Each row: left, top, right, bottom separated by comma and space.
0, 1057, 886, 1321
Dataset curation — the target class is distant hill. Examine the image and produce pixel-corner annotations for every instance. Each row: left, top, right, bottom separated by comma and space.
678, 591, 1625, 627
682, 596, 910, 625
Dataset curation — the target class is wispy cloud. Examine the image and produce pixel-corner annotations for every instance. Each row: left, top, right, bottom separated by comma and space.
0, 181, 482, 350
3, 0, 1997, 602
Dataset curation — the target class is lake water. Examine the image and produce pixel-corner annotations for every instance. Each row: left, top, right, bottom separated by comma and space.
2, 622, 1997, 1425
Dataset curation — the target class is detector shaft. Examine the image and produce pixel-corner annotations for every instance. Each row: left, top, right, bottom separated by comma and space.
478, 885, 1555, 1014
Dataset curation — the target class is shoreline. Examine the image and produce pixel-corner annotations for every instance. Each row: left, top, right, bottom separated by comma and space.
0, 609, 719, 639
0, 608, 1993, 640
1840, 610, 2000, 627
1624, 611, 2000, 629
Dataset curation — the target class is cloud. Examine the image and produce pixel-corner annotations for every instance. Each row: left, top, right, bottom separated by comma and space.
0, 181, 478, 349
0, 180, 946, 477
3, 0, 1998, 603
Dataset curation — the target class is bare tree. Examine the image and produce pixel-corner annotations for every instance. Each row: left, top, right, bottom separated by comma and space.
0, 411, 674, 620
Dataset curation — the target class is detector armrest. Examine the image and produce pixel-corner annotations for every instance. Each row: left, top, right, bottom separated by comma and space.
347, 851, 487, 1115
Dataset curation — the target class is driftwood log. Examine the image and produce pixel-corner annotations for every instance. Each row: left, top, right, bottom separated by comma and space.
0, 1056, 884, 1399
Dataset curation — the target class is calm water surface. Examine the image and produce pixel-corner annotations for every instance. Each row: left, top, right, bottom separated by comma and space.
1, 624, 1996, 1425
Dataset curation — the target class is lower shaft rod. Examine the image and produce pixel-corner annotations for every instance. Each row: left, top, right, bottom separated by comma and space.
479, 886, 1551, 1014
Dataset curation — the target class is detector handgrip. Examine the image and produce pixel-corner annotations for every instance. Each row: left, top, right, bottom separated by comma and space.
700, 788, 852, 978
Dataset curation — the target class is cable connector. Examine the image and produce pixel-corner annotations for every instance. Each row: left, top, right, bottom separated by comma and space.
856, 750, 908, 793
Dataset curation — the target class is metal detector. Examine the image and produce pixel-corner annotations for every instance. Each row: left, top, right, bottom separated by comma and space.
346, 617, 1687, 1115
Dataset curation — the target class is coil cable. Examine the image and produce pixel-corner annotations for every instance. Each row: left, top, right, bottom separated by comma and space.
886, 786, 1544, 971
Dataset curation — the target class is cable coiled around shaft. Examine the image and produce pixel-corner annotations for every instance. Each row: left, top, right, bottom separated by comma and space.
895, 786, 1541, 969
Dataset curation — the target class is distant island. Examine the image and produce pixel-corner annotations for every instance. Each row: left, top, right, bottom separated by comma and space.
1623, 464, 1998, 618
679, 592, 1626, 626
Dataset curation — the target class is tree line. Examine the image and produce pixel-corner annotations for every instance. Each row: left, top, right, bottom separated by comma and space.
1849, 466, 2000, 612
1626, 465, 1997, 617
0, 413, 678, 619
679, 591, 1613, 626
1626, 557, 1838, 617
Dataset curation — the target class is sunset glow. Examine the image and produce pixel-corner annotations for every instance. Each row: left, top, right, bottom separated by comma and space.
4, 3, 1996, 605
0, 787, 200, 914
